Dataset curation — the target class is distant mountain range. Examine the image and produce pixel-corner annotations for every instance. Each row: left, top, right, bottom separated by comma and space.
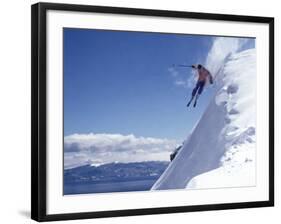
64, 161, 169, 184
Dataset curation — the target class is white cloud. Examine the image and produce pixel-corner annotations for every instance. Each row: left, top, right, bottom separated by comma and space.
168, 67, 179, 77
168, 66, 196, 89
174, 80, 186, 86
64, 133, 179, 169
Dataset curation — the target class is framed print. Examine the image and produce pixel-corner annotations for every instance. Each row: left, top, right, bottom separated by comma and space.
31, 2, 274, 222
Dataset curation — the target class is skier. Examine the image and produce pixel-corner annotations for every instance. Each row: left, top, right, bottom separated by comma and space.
187, 64, 213, 107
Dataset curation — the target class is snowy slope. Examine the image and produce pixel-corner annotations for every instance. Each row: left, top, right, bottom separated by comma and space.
152, 48, 256, 190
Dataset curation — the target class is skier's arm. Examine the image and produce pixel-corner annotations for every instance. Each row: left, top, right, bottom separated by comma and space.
209, 72, 214, 84
205, 68, 213, 84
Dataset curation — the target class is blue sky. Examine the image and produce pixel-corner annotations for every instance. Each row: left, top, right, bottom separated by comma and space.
63, 28, 250, 141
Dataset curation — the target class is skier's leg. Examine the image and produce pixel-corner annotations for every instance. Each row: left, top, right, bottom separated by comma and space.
193, 93, 200, 107
193, 82, 205, 107
187, 83, 199, 107
198, 81, 205, 95
192, 82, 200, 97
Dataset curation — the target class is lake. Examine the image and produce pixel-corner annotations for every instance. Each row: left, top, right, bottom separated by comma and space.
64, 179, 156, 195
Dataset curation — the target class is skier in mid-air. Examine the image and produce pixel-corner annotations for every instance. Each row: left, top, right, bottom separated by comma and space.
187, 64, 213, 107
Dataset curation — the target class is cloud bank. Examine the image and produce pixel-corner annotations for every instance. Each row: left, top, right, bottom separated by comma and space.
64, 133, 178, 169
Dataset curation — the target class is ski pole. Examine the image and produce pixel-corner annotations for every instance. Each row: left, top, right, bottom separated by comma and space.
175, 64, 193, 68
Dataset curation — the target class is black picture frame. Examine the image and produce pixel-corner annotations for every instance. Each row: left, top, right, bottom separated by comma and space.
31, 2, 274, 222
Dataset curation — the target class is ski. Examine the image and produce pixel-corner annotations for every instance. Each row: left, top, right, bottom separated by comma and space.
193, 100, 197, 107
187, 98, 193, 107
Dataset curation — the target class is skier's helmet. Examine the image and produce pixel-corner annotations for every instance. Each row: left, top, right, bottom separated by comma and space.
197, 64, 202, 69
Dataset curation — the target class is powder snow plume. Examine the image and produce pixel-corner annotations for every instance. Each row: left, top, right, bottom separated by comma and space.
205, 37, 251, 78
